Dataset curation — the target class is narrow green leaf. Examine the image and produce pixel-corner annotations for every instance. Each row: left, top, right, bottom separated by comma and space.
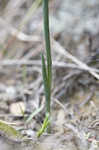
41, 54, 48, 89
42, 54, 50, 113
26, 105, 43, 124
37, 113, 50, 137
0, 120, 23, 140
38, 0, 52, 137
43, 0, 52, 90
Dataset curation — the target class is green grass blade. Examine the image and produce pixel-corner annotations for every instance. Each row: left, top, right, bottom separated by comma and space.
43, 0, 52, 89
38, 0, 52, 137
26, 105, 43, 124
37, 113, 50, 137
42, 54, 50, 113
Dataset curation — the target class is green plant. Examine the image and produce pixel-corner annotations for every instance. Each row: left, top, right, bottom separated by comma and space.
0, 120, 24, 141
37, 0, 52, 137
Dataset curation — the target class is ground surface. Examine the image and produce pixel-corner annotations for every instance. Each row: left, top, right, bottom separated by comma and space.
0, 0, 99, 150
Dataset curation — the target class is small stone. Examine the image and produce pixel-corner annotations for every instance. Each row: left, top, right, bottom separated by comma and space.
10, 102, 25, 116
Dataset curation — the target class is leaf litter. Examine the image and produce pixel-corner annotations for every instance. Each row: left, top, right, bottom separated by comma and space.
0, 0, 99, 150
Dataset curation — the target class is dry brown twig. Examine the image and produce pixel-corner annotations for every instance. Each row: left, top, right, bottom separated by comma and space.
52, 39, 99, 80
0, 18, 40, 42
